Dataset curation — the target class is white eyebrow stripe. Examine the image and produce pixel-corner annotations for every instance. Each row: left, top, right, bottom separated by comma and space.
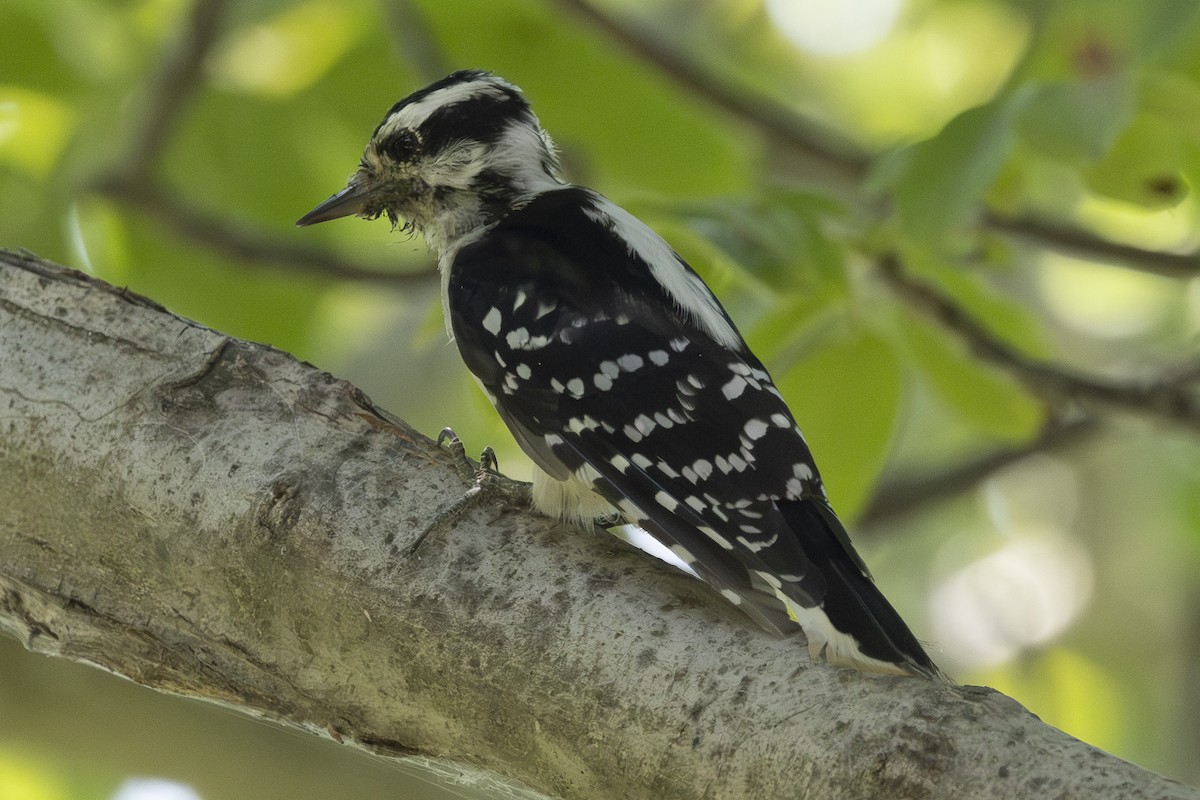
377, 78, 514, 139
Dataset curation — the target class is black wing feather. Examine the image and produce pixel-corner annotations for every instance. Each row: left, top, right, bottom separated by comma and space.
448, 187, 939, 676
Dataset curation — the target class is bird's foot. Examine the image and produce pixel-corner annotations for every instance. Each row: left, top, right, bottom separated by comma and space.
408, 428, 503, 555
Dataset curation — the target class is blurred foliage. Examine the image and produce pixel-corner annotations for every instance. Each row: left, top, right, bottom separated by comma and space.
2, 0, 1200, 796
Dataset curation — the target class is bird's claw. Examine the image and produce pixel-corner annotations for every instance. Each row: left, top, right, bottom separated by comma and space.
410, 429, 502, 555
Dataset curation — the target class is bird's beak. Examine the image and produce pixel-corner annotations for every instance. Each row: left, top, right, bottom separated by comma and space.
296, 180, 373, 227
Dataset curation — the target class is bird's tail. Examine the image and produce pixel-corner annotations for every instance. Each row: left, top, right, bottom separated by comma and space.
777, 498, 946, 681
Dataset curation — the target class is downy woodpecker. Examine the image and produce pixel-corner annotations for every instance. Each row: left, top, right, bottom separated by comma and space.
298, 70, 941, 679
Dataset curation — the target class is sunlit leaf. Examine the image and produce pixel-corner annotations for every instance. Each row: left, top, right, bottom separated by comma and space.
1084, 114, 1189, 209
1016, 77, 1135, 164
210, 0, 369, 97
0, 86, 75, 177
0, 751, 67, 800
887, 89, 1033, 245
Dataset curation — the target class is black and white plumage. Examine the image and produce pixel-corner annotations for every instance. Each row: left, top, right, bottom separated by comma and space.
298, 70, 942, 679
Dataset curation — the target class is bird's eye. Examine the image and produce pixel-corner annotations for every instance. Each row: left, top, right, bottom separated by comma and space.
381, 130, 420, 162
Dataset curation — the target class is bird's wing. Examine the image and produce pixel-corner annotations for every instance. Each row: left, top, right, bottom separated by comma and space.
448, 189, 939, 676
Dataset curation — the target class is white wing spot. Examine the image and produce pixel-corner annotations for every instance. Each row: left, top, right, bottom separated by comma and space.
566, 378, 585, 397
654, 491, 679, 512
670, 337, 690, 352
722, 375, 748, 400
610, 455, 631, 473
482, 307, 502, 336
513, 289, 527, 310
617, 354, 644, 372
657, 460, 680, 479
738, 532, 777, 553
516, 363, 532, 379
771, 413, 791, 428
631, 453, 653, 469
692, 459, 713, 480
550, 378, 565, 394
653, 411, 674, 429
754, 569, 783, 589
623, 424, 644, 443
506, 327, 530, 349
599, 360, 620, 378
594, 373, 613, 391
536, 299, 557, 319
634, 414, 656, 436
744, 418, 769, 440
684, 495, 705, 511
699, 525, 735, 550
648, 350, 669, 366
720, 588, 744, 605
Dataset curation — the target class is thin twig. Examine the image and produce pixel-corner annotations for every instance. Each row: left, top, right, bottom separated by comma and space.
119, 0, 230, 179
983, 211, 1200, 279
379, 0, 455, 81
96, 175, 437, 285
553, 0, 1200, 279
857, 415, 1101, 529
551, 0, 869, 185
879, 253, 1200, 428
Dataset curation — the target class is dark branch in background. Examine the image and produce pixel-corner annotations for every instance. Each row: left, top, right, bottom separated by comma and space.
380, 0, 455, 82
551, 0, 870, 186
879, 253, 1200, 429
983, 211, 1200, 280
118, 0, 230, 179
553, 0, 1200, 279
95, 176, 436, 285
93, 0, 437, 285
858, 415, 1100, 530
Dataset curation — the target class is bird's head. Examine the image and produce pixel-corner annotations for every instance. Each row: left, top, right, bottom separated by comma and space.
297, 70, 562, 252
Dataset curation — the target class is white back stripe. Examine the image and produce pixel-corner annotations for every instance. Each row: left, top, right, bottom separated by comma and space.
583, 194, 742, 350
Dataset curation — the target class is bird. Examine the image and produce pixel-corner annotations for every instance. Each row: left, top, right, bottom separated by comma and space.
298, 69, 942, 679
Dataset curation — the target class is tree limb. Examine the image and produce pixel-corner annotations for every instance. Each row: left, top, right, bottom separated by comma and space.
553, 0, 1200, 279
0, 249, 1192, 800
879, 253, 1200, 429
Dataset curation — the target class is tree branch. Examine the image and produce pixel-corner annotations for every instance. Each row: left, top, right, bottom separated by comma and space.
879, 253, 1200, 429
551, 0, 869, 186
983, 211, 1200, 280
1, 248, 1192, 800
858, 415, 1101, 529
95, 175, 437, 284
117, 0, 230, 179
553, 0, 1200, 278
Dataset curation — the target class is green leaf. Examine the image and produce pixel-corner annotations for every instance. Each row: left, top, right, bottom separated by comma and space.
772, 326, 903, 521
415, 0, 752, 197
1016, 77, 1136, 164
899, 315, 1043, 442
1083, 114, 1189, 209
888, 89, 1033, 245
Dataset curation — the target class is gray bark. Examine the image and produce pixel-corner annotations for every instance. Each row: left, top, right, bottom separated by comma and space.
0, 248, 1192, 800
